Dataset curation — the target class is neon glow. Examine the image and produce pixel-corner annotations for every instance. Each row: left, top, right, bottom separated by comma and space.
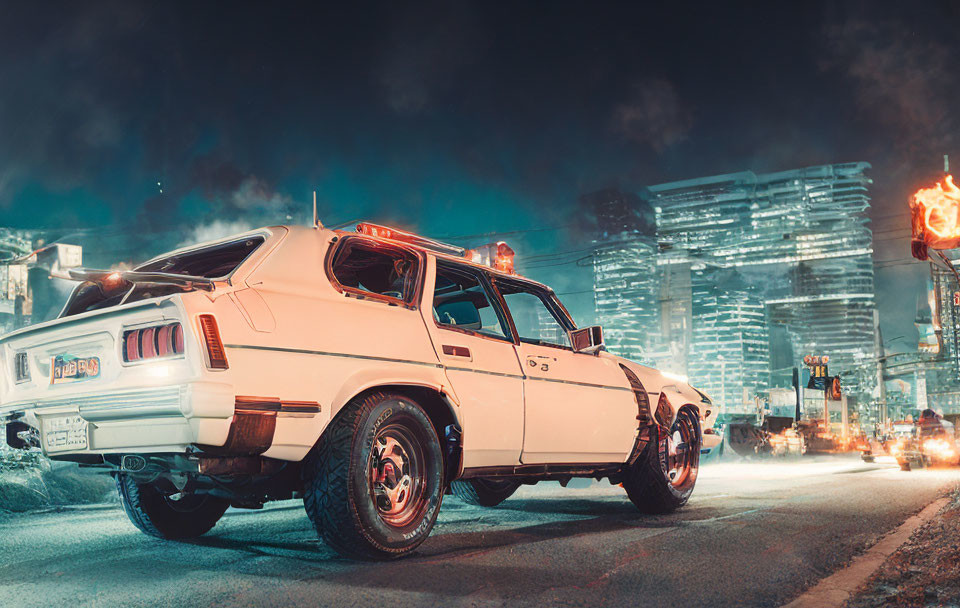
912, 174, 960, 249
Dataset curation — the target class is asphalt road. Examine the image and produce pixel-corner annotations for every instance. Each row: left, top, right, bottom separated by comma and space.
1, 454, 958, 608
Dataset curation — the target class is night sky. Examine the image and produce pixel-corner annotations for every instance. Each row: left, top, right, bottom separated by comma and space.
1, 1, 959, 345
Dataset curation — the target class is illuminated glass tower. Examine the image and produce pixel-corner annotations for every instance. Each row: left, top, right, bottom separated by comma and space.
688, 267, 770, 413
0, 228, 33, 333
583, 189, 660, 364
650, 162, 878, 394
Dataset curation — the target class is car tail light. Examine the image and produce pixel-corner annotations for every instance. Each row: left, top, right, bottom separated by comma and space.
14, 352, 30, 383
198, 314, 229, 370
122, 323, 185, 363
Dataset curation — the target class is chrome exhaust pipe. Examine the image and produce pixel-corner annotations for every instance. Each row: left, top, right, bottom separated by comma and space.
120, 454, 148, 472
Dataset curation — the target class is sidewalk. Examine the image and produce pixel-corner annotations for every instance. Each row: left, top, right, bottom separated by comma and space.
0, 461, 115, 513
845, 484, 960, 607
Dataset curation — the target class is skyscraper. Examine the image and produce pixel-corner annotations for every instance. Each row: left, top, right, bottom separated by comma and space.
584, 189, 660, 364
588, 163, 878, 411
650, 162, 877, 395
688, 267, 770, 413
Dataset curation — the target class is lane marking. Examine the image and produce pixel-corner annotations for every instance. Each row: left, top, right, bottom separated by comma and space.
782, 496, 951, 608
681, 507, 765, 524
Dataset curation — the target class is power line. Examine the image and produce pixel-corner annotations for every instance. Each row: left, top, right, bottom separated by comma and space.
439, 225, 572, 242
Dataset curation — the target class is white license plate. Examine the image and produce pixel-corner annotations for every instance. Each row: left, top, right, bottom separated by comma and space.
42, 415, 89, 453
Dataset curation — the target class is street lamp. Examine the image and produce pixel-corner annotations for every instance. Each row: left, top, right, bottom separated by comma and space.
717, 354, 727, 414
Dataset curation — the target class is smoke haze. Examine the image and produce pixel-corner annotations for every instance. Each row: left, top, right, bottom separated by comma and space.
1, 1, 959, 343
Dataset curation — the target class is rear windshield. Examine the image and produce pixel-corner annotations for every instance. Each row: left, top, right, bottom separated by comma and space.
137, 236, 264, 278
60, 235, 265, 317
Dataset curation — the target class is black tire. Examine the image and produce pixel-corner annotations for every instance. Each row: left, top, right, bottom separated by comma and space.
899, 461, 911, 471
451, 478, 520, 507
623, 407, 701, 514
116, 474, 229, 539
862, 455, 875, 463
303, 391, 444, 560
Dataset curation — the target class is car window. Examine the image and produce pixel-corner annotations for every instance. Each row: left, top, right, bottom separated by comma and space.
498, 284, 571, 348
138, 236, 264, 278
330, 239, 418, 302
433, 263, 509, 341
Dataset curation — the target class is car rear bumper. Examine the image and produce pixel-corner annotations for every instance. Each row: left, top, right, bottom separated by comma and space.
2, 381, 235, 455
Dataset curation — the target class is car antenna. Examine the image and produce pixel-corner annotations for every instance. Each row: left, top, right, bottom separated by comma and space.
312, 191, 323, 230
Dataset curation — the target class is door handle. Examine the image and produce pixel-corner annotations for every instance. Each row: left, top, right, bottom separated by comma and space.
442, 345, 471, 358
527, 356, 552, 372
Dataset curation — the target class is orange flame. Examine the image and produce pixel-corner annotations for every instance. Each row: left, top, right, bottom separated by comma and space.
912, 175, 960, 250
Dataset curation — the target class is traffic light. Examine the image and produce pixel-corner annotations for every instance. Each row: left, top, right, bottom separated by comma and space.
830, 376, 842, 400
804, 355, 831, 390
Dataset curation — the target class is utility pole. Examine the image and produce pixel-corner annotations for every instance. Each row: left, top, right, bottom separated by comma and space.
873, 310, 888, 426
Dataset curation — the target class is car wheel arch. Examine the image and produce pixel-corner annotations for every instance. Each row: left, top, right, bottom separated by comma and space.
326, 383, 463, 483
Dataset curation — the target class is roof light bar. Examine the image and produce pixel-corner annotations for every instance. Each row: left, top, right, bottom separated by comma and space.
356, 223, 466, 257
355, 222, 516, 273
465, 241, 516, 274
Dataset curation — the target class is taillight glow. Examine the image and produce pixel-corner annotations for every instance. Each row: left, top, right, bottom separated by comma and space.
140, 327, 158, 359
124, 330, 139, 361
156, 324, 174, 357
122, 323, 185, 363
173, 324, 184, 354
198, 314, 229, 370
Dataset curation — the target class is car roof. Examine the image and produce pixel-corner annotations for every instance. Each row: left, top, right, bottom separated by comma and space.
329, 226, 555, 292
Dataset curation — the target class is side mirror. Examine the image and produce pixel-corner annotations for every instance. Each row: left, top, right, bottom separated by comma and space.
569, 325, 603, 354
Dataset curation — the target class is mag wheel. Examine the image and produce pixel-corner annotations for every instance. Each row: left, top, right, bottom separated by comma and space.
116, 474, 229, 539
623, 407, 701, 514
451, 478, 520, 507
303, 391, 444, 560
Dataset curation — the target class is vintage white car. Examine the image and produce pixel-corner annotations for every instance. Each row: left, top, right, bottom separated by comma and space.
1, 221, 719, 559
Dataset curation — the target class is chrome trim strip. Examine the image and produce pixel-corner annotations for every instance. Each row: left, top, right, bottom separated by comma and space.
223, 344, 444, 369
444, 366, 526, 380
527, 376, 634, 392
224, 343, 630, 392
280, 405, 321, 414
3, 386, 188, 422
80, 386, 183, 422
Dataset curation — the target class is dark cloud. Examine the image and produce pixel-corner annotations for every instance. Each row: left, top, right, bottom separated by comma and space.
820, 15, 957, 156
1, 1, 959, 343
375, 3, 484, 115
612, 80, 693, 151
0, 2, 154, 205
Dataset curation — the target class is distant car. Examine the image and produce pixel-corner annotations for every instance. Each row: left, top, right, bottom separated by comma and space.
861, 421, 914, 463
1, 222, 719, 559
895, 410, 960, 471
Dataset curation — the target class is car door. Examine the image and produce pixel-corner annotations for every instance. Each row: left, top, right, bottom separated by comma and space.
420, 256, 526, 468
493, 278, 637, 464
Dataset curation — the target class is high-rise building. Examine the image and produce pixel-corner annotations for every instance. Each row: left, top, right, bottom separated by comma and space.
0, 229, 33, 333
687, 267, 770, 413
584, 189, 660, 364
586, 163, 878, 412
0, 231, 83, 333
649, 162, 878, 397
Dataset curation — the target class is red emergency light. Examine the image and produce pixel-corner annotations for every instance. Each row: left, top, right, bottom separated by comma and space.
355, 222, 516, 274
464, 241, 516, 274
356, 223, 466, 257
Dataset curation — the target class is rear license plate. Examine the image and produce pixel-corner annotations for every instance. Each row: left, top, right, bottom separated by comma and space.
51, 355, 100, 385
42, 415, 89, 453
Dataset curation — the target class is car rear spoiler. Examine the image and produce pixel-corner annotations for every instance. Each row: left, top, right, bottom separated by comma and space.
64, 268, 216, 292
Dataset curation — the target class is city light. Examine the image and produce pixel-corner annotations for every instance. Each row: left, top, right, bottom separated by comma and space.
912, 174, 960, 249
